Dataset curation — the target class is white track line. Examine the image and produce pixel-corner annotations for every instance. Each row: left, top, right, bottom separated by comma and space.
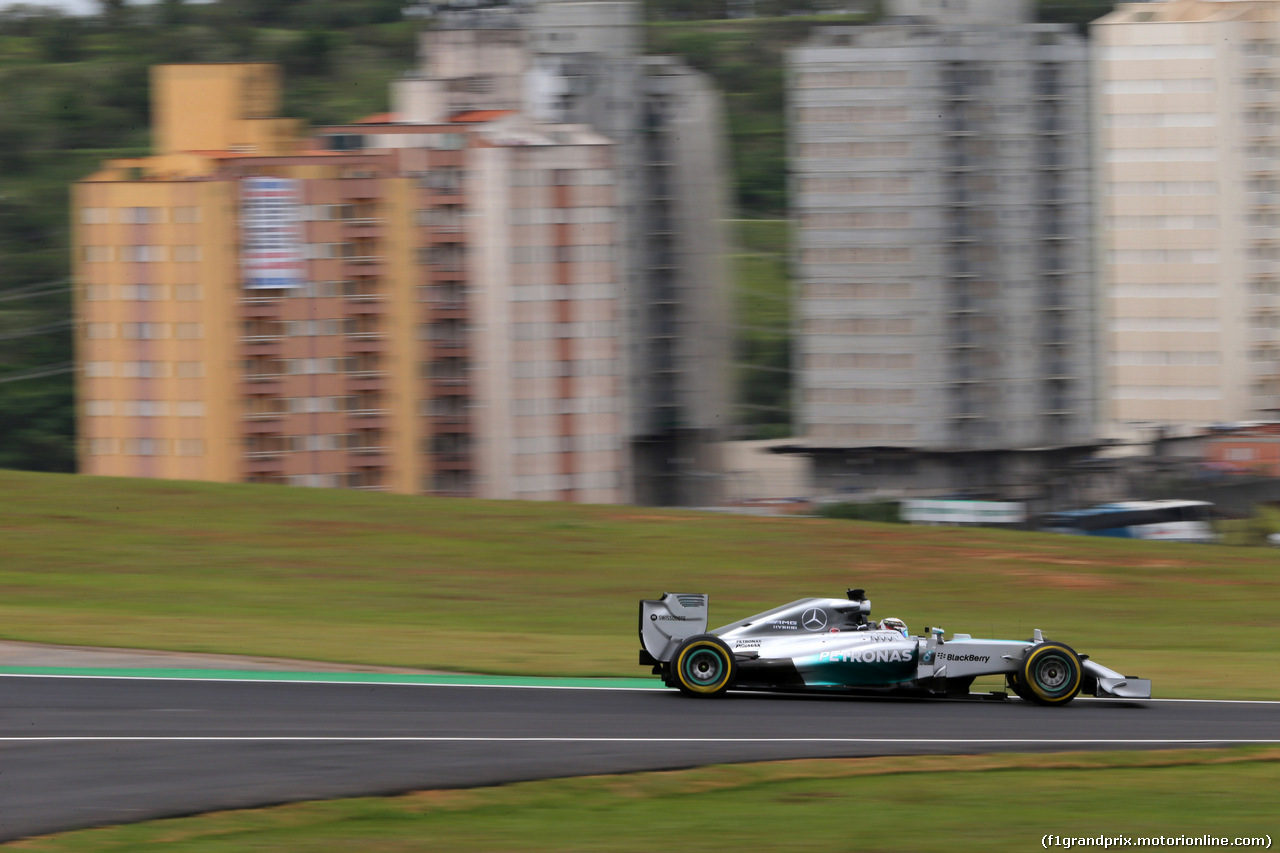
0, 736, 1277, 745
2, 673, 1279, 705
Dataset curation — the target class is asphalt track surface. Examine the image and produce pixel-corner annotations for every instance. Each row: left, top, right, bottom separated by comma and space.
2, 675, 1278, 842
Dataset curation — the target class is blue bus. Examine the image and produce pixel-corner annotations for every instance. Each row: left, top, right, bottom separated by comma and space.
1042, 500, 1216, 543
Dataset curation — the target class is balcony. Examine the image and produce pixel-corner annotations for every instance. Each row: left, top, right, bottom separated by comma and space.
240, 300, 283, 318
432, 415, 470, 433
429, 340, 469, 359
245, 454, 286, 474
431, 228, 466, 244
434, 451, 472, 471
348, 449, 387, 467
431, 377, 469, 396
346, 300, 385, 316
340, 218, 383, 235
431, 303, 469, 321
345, 334, 387, 354
343, 258, 386, 278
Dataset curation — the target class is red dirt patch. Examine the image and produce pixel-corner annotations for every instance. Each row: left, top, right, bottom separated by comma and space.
1002, 569, 1118, 590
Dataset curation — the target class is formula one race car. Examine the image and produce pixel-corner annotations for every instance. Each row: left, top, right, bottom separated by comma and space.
639, 589, 1151, 706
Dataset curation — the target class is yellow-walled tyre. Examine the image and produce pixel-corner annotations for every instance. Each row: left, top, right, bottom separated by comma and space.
1018, 641, 1083, 706
672, 635, 737, 697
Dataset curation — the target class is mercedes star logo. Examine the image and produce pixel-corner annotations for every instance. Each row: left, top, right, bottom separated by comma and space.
801, 608, 827, 631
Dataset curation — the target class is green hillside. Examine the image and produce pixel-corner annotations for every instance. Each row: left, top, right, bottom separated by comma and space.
2, 470, 1275, 697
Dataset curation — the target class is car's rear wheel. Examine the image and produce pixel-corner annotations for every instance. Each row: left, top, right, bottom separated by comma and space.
1017, 641, 1083, 706
671, 635, 736, 697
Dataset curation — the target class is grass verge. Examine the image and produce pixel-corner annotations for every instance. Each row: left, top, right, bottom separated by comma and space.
9, 748, 1278, 851
3, 470, 1279, 696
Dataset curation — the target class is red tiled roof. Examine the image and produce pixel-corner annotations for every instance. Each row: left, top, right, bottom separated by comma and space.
449, 109, 516, 124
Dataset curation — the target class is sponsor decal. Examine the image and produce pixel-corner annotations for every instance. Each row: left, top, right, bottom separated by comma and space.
651, 614, 695, 622
770, 620, 798, 631
937, 652, 991, 663
801, 608, 828, 632
734, 640, 762, 649
922, 649, 936, 664
820, 648, 914, 664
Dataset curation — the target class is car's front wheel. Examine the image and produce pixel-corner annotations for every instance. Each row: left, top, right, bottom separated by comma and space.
1017, 641, 1083, 706
671, 635, 736, 697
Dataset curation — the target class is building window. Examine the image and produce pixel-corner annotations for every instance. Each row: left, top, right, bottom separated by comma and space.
121, 361, 170, 378
121, 322, 169, 340
124, 438, 169, 456
119, 284, 168, 301
120, 245, 168, 263
87, 438, 116, 455
118, 207, 166, 224
177, 439, 205, 456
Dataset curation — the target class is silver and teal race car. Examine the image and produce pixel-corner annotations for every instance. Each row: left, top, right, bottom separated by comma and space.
638, 589, 1150, 706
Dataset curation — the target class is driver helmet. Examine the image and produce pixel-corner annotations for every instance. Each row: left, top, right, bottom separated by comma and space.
880, 617, 908, 637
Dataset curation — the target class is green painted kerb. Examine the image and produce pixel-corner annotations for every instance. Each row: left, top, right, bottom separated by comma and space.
0, 667, 663, 690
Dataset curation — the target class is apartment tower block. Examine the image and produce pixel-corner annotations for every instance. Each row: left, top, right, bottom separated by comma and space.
789, 0, 1099, 497
74, 62, 628, 502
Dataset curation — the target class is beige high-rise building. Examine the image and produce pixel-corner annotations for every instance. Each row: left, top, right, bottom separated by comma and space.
1094, 0, 1280, 438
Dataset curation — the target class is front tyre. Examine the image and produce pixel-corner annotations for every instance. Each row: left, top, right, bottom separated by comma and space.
671, 635, 737, 697
1005, 671, 1034, 701
1017, 641, 1083, 706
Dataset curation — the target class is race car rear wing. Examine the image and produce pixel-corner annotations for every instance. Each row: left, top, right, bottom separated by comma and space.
639, 593, 709, 665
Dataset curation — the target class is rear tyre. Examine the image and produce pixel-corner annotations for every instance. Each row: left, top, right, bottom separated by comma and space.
1017, 641, 1083, 706
671, 635, 737, 697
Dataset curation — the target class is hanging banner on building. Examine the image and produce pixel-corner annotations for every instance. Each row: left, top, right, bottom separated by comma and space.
241, 177, 305, 289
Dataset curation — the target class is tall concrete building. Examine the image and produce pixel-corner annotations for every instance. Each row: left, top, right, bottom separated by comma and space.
788, 0, 1100, 499
1093, 0, 1280, 438
409, 0, 732, 505
74, 63, 629, 502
